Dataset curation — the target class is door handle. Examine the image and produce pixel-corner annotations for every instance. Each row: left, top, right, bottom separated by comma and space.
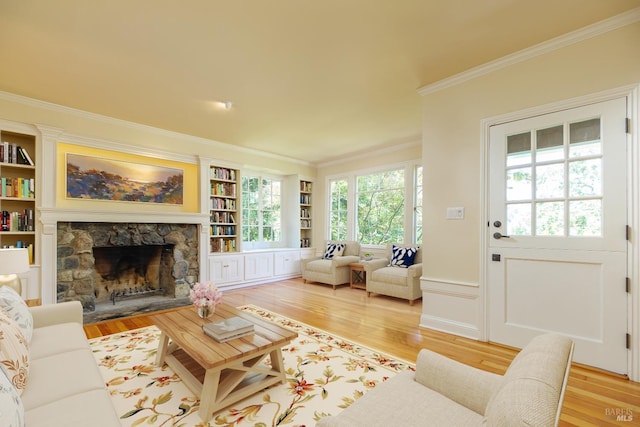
493, 232, 510, 239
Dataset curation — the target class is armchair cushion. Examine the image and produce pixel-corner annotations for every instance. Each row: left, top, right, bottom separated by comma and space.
389, 245, 419, 268
322, 242, 346, 259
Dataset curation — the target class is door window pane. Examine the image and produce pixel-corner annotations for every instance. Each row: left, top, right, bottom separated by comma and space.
570, 199, 602, 236
507, 133, 531, 166
569, 159, 602, 197
536, 125, 564, 162
536, 201, 565, 236
536, 163, 564, 199
507, 203, 531, 236
570, 118, 601, 158
506, 167, 531, 201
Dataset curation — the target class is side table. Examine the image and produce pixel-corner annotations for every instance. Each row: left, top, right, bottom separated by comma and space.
349, 262, 366, 290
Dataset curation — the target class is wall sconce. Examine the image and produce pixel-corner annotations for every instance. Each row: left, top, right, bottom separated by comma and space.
0, 248, 30, 296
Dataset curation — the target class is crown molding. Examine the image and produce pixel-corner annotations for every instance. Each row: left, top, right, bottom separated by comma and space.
0, 90, 313, 167
418, 7, 640, 96
317, 136, 421, 168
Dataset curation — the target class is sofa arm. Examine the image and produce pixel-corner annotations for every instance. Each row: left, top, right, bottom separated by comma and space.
363, 258, 389, 274
332, 255, 360, 267
406, 263, 422, 278
414, 349, 502, 416
29, 301, 83, 328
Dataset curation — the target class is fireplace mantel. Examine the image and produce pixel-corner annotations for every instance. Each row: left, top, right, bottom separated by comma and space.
39, 207, 210, 305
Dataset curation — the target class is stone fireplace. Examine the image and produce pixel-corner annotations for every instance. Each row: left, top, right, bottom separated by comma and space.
57, 222, 199, 313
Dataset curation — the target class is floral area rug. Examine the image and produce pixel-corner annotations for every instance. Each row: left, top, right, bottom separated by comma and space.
89, 305, 415, 427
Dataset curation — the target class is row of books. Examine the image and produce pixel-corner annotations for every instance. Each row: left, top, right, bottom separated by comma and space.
210, 237, 237, 252
1, 209, 35, 232
300, 181, 312, 192
210, 182, 236, 197
1, 177, 35, 198
300, 208, 311, 218
210, 211, 236, 224
210, 167, 236, 181
300, 194, 311, 205
300, 219, 311, 228
202, 316, 254, 343
0, 143, 34, 166
210, 197, 236, 210
210, 225, 236, 236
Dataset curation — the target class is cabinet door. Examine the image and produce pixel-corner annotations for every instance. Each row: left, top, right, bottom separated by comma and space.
244, 252, 274, 281
274, 250, 301, 276
209, 255, 244, 285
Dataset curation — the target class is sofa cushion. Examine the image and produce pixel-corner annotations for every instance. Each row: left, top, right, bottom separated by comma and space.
389, 245, 419, 268
371, 266, 411, 286
0, 310, 29, 396
0, 287, 33, 343
0, 365, 23, 427
305, 259, 334, 274
29, 323, 90, 360
322, 242, 346, 259
21, 348, 106, 411
24, 388, 119, 427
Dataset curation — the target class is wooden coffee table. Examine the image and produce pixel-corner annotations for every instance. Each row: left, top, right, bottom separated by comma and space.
150, 304, 297, 421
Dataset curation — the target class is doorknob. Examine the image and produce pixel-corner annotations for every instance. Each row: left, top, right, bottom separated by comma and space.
493, 232, 510, 239
493, 220, 502, 227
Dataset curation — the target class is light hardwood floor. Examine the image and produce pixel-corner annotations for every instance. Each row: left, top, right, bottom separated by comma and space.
83, 278, 640, 426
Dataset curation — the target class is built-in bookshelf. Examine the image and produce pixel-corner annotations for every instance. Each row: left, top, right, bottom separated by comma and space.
209, 165, 239, 253
0, 130, 36, 264
300, 180, 312, 248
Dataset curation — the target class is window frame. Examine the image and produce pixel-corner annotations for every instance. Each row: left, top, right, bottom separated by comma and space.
241, 172, 283, 250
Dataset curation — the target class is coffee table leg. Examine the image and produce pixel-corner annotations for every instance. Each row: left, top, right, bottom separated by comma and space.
270, 348, 286, 383
155, 332, 170, 366
199, 369, 221, 421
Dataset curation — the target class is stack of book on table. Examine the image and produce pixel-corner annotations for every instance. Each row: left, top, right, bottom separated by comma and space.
202, 316, 255, 343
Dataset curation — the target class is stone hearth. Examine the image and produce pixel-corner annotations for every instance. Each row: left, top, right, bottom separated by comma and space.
57, 222, 199, 315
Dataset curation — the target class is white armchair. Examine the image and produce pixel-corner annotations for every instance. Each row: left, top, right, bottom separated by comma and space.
364, 243, 422, 305
301, 241, 361, 289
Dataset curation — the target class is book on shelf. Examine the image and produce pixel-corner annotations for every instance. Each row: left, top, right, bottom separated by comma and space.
202, 316, 255, 343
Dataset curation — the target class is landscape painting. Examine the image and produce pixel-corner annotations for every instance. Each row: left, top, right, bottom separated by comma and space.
66, 153, 184, 204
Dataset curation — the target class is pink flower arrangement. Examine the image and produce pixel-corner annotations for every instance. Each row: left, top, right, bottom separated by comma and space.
189, 281, 222, 308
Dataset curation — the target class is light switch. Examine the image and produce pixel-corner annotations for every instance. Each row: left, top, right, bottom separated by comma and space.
446, 207, 465, 220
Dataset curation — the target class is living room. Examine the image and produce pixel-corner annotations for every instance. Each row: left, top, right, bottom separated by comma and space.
0, 2, 639, 425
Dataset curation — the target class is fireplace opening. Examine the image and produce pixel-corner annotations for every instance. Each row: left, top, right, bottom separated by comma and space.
92, 245, 174, 305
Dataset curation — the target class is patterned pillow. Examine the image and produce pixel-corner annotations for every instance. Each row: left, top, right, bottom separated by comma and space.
0, 365, 24, 427
0, 310, 29, 396
389, 245, 419, 268
322, 242, 346, 260
0, 287, 33, 343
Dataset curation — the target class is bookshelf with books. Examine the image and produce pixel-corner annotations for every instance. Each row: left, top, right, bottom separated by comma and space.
300, 180, 312, 248
0, 129, 36, 264
209, 165, 239, 253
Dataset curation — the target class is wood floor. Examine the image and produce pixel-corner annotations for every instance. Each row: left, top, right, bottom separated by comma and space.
84, 278, 640, 427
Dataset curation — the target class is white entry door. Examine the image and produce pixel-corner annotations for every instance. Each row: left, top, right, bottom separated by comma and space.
488, 97, 629, 374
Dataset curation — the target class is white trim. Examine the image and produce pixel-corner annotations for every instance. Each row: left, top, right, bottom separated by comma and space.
418, 7, 640, 96
480, 85, 640, 381
317, 138, 421, 168
420, 276, 479, 288
0, 90, 312, 167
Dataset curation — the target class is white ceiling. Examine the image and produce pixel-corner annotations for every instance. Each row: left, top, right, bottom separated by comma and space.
1, 1, 639, 164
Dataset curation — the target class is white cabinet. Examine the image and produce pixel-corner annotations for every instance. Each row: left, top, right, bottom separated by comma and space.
245, 252, 274, 281
209, 254, 244, 285
274, 250, 301, 276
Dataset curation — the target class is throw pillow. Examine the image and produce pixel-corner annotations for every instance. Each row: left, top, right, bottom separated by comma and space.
0, 287, 33, 343
322, 242, 346, 260
389, 245, 419, 268
0, 310, 29, 396
0, 365, 24, 427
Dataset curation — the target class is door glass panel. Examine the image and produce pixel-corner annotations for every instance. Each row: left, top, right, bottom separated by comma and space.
507, 133, 531, 167
569, 199, 602, 236
536, 125, 564, 162
569, 159, 602, 197
536, 201, 564, 236
507, 203, 531, 236
506, 167, 531, 201
536, 163, 564, 199
570, 118, 601, 158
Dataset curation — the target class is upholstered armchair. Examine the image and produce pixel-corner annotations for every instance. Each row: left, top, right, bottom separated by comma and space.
364, 243, 422, 305
301, 241, 361, 289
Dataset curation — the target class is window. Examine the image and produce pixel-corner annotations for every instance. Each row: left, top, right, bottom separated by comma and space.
414, 166, 423, 244
241, 175, 281, 247
356, 168, 405, 244
329, 179, 348, 240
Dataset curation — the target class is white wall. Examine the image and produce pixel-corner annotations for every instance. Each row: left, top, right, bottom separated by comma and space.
419, 22, 640, 343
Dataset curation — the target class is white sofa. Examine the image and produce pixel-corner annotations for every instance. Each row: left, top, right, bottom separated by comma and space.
317, 333, 574, 427
21, 301, 119, 426
301, 240, 361, 289
364, 243, 422, 305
